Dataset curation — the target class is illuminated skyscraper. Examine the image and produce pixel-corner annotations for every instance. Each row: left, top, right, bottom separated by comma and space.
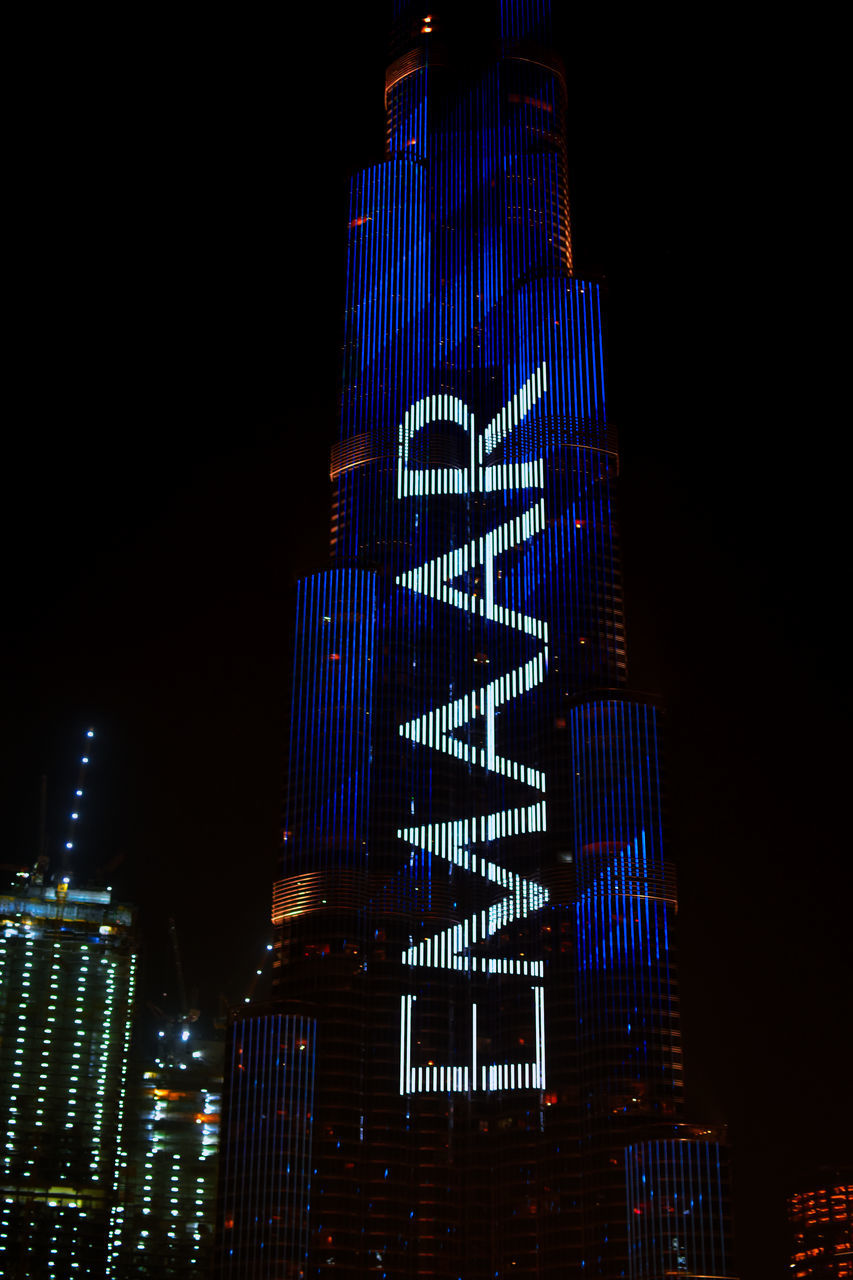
787, 1171, 853, 1280
118, 1016, 224, 1277
0, 883, 136, 1277
219, 3, 735, 1275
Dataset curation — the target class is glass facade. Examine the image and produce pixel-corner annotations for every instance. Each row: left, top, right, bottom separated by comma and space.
217, 1012, 317, 1277
223, 2, 735, 1275
625, 1138, 734, 1279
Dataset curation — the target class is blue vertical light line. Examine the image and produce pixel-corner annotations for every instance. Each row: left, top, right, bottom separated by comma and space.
321, 574, 331, 869
581, 286, 593, 421
594, 285, 606, 420
367, 166, 378, 426
360, 169, 371, 387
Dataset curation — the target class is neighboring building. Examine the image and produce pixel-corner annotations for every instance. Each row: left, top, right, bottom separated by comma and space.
216, 1009, 317, 1277
117, 1014, 224, 1276
0, 881, 136, 1277
219, 2, 736, 1275
788, 1171, 852, 1279
625, 1133, 735, 1278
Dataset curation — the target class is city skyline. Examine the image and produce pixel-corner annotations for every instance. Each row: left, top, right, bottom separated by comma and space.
3, 6, 849, 1277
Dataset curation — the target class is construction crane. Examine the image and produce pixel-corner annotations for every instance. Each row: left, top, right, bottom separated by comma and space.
149, 916, 201, 1066
168, 916, 189, 1022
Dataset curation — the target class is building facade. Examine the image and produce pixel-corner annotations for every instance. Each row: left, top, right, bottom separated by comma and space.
0, 883, 136, 1277
117, 1014, 224, 1276
220, 2, 735, 1276
787, 1172, 852, 1280
217, 1011, 317, 1275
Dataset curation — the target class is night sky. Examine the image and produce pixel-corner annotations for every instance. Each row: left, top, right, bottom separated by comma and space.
4, 8, 848, 1277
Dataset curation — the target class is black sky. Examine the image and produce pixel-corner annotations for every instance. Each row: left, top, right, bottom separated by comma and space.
4, 8, 848, 1277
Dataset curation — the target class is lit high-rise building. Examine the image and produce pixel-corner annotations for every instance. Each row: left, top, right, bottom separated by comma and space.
788, 1171, 852, 1280
0, 882, 137, 1276
218, 3, 736, 1275
117, 1015, 224, 1277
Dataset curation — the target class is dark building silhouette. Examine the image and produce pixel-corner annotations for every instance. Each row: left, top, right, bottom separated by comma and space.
217, 3, 735, 1275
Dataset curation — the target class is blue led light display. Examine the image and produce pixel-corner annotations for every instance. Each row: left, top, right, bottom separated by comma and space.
572, 698, 683, 1111
217, 1013, 316, 1277
625, 1139, 733, 1280
238, 4, 735, 1275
